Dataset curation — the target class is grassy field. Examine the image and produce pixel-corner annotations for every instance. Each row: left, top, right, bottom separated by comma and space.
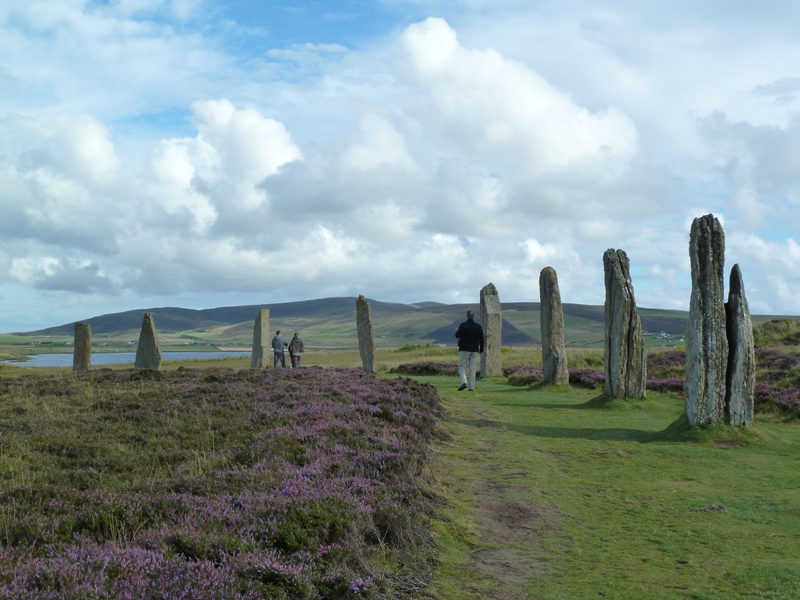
0, 340, 798, 598
422, 376, 800, 599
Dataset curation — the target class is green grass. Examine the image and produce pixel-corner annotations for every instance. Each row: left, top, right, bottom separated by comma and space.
754, 318, 800, 346
1, 343, 799, 598
420, 376, 800, 600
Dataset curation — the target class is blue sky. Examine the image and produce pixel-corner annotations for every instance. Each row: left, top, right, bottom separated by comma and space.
1, 0, 800, 332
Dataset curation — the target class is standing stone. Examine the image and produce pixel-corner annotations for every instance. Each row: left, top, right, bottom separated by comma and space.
73, 322, 92, 372
725, 264, 755, 426
356, 295, 375, 373
134, 312, 162, 370
603, 249, 646, 399
539, 267, 569, 385
685, 214, 728, 425
250, 308, 271, 369
480, 282, 502, 378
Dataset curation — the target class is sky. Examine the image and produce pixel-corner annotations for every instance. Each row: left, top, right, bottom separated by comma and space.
2, 0, 800, 332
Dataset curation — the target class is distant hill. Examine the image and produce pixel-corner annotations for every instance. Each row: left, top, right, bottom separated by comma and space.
12, 297, 681, 348
15, 296, 792, 349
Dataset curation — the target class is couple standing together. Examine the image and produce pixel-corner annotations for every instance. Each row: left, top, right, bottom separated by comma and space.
271, 331, 305, 368
455, 310, 484, 391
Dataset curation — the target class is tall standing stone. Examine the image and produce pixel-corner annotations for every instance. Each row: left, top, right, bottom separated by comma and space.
134, 312, 162, 370
73, 322, 91, 372
480, 282, 502, 378
686, 214, 728, 425
539, 267, 569, 385
725, 264, 755, 426
603, 249, 646, 399
250, 308, 271, 369
356, 295, 375, 373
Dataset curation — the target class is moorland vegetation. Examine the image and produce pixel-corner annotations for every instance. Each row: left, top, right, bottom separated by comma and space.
0, 319, 798, 598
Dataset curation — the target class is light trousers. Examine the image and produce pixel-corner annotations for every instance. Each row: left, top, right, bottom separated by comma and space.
458, 351, 479, 390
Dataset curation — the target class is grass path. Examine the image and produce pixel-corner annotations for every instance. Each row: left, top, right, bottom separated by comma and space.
413, 375, 800, 600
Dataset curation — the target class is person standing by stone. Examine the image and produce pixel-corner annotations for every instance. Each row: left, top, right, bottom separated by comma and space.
289, 332, 305, 368
271, 330, 288, 368
455, 309, 484, 391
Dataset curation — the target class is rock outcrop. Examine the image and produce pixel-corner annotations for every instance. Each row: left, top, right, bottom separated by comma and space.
539, 267, 569, 385
250, 308, 271, 369
480, 282, 502, 378
134, 312, 162, 370
725, 264, 755, 426
685, 214, 728, 425
73, 322, 91, 372
356, 295, 375, 373
603, 249, 646, 399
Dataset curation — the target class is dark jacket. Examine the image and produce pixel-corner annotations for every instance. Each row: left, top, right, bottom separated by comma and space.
289, 337, 304, 355
455, 318, 484, 353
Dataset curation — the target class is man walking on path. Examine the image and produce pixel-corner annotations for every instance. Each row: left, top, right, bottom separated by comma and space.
455, 310, 484, 391
272, 330, 288, 368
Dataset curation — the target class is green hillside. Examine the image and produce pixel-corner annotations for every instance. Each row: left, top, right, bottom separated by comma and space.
6, 296, 795, 352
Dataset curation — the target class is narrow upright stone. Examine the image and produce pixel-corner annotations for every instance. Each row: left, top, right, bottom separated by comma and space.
134, 312, 162, 370
250, 308, 271, 369
480, 282, 502, 378
356, 295, 375, 373
685, 214, 728, 425
539, 267, 569, 385
73, 322, 91, 372
603, 249, 646, 399
725, 264, 755, 426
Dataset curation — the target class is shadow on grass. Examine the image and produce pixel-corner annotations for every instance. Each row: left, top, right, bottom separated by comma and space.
448, 413, 761, 445
495, 391, 640, 410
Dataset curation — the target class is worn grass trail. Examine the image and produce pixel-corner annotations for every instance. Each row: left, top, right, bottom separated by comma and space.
416, 375, 800, 600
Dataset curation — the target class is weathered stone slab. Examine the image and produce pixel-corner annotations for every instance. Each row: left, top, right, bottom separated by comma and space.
686, 214, 728, 425
725, 264, 755, 426
480, 282, 502, 378
250, 308, 271, 369
356, 295, 375, 373
603, 249, 646, 399
539, 267, 569, 385
73, 322, 91, 372
134, 312, 162, 370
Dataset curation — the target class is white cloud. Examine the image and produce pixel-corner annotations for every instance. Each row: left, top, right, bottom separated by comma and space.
521, 239, 557, 264
398, 17, 640, 171
148, 98, 303, 231
338, 114, 420, 172
2, 5, 800, 330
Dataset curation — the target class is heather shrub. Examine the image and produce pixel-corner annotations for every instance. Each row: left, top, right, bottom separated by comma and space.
392, 363, 461, 377
645, 378, 685, 394
647, 350, 686, 381
568, 368, 605, 389
503, 365, 543, 386
754, 383, 800, 417
502, 365, 605, 389
0, 367, 445, 599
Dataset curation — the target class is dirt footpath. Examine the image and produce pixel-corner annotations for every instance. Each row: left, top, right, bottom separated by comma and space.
429, 399, 560, 600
